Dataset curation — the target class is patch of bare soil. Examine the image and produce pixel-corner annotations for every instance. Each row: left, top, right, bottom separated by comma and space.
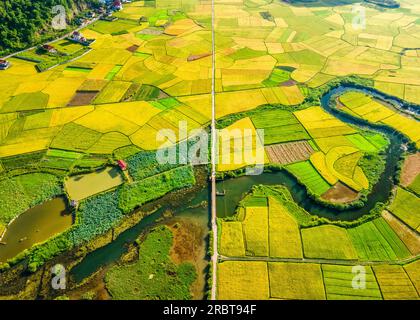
265, 140, 314, 164
321, 182, 359, 203
68, 91, 98, 106
168, 218, 208, 300
126, 45, 139, 53
280, 79, 297, 87
400, 152, 420, 187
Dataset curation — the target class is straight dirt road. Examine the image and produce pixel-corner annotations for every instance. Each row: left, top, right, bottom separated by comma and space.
210, 0, 218, 301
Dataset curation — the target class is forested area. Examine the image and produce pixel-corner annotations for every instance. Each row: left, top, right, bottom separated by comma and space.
0, 0, 99, 56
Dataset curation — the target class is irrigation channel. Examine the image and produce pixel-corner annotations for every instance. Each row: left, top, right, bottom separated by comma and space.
67, 85, 417, 298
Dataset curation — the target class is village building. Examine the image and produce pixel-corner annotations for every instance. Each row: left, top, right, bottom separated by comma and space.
42, 44, 57, 54
117, 160, 128, 171
0, 60, 11, 70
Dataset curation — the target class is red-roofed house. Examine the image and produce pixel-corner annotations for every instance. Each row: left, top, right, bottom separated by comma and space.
117, 160, 128, 171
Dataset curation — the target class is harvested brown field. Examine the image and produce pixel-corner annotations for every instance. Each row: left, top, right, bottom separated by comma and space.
187, 53, 211, 62
265, 140, 314, 164
400, 152, 420, 187
126, 45, 139, 53
382, 210, 420, 256
321, 182, 359, 203
68, 91, 99, 106
280, 80, 298, 87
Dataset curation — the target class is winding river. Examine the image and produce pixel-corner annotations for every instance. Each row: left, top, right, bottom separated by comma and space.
69, 85, 418, 287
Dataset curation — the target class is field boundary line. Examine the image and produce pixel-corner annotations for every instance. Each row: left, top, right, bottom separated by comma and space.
219, 254, 420, 266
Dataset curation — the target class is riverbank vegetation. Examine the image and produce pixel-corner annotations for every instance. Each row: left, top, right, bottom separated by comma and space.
218, 185, 414, 264
105, 226, 197, 300
0, 173, 62, 227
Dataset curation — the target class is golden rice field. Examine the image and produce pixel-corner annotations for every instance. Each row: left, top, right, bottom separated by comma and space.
217, 259, 420, 300
0, 0, 420, 302
339, 91, 420, 148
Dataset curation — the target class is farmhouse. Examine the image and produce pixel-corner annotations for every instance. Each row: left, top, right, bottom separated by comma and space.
113, 0, 123, 11
0, 60, 11, 70
42, 44, 57, 54
70, 31, 82, 41
117, 160, 128, 171
68, 31, 95, 46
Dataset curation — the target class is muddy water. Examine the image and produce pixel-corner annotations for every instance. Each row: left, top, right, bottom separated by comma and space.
0, 197, 73, 263
65, 167, 124, 201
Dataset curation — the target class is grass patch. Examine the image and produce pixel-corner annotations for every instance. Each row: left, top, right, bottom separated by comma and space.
0, 173, 61, 224
119, 165, 196, 213
106, 226, 196, 300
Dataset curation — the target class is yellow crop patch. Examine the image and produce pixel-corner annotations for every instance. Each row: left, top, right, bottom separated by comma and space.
87, 64, 116, 79
217, 117, 267, 172
49, 106, 94, 127
130, 124, 162, 150
294, 106, 356, 138
217, 261, 270, 300
268, 262, 325, 300
102, 101, 162, 127
219, 221, 246, 257
242, 206, 269, 256
43, 77, 85, 108
268, 197, 302, 259
325, 146, 367, 192
310, 151, 338, 185
75, 108, 139, 135
215, 90, 268, 118
340, 91, 420, 147
164, 19, 202, 36
0, 139, 51, 157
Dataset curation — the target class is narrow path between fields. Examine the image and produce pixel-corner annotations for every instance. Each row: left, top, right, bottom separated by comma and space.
210, 0, 219, 301
219, 254, 420, 266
